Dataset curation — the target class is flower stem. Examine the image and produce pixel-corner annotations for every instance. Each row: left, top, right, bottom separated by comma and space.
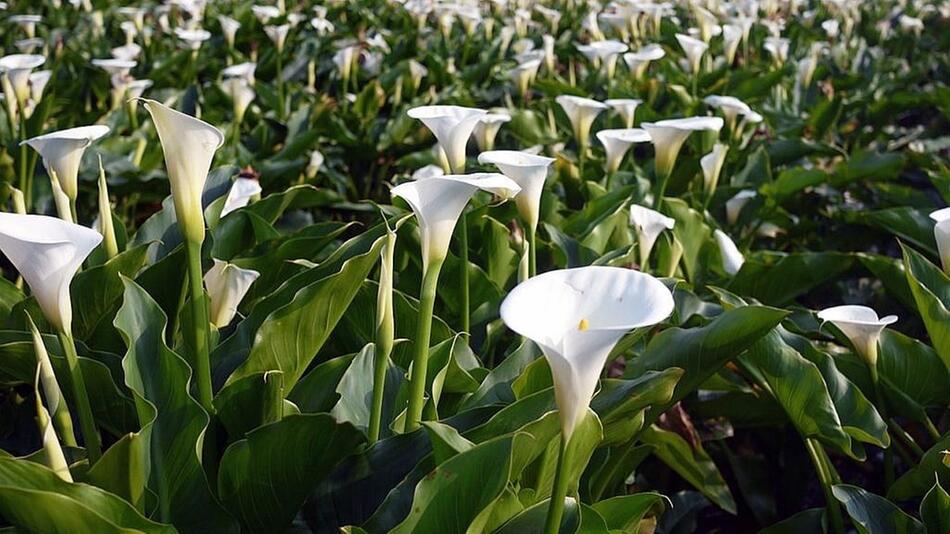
185, 240, 214, 414
459, 213, 470, 334
543, 433, 570, 534
653, 169, 670, 211
868, 364, 894, 488
276, 52, 285, 121
805, 438, 844, 534
57, 330, 101, 464
404, 258, 444, 432
528, 226, 538, 278
18, 114, 31, 211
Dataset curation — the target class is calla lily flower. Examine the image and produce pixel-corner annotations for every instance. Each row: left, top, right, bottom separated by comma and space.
111, 43, 142, 62
764, 37, 790, 66
220, 77, 255, 123
222, 62, 256, 84
577, 40, 628, 78
412, 164, 444, 181
252, 5, 280, 23
0, 213, 101, 334
642, 116, 724, 179
221, 177, 262, 217
704, 95, 754, 133
407, 59, 428, 91
542, 34, 556, 72
310, 16, 334, 36
218, 15, 241, 48
700, 143, 729, 197
623, 44, 665, 79
510, 58, 541, 97
473, 111, 511, 152
630, 204, 675, 267
407, 105, 487, 173
204, 259, 260, 328
175, 28, 211, 51
929, 207, 950, 273
817, 305, 897, 368
722, 24, 743, 64
597, 128, 651, 174
125, 78, 153, 100
478, 151, 554, 234
138, 98, 224, 245
92, 58, 136, 76
500, 266, 674, 438
306, 150, 324, 179
22, 125, 111, 201
265, 24, 290, 53
694, 6, 719, 42
15, 38, 44, 54
726, 190, 757, 225
675, 34, 708, 73
714, 229, 744, 275
556, 95, 608, 155
391, 173, 520, 269
605, 98, 642, 128
0, 54, 45, 104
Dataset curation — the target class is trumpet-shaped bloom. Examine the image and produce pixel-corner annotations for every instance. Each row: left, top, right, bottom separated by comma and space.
726, 190, 757, 225
817, 305, 897, 367
704, 95, 753, 130
204, 259, 260, 328
220, 77, 255, 123
222, 62, 257, 84
642, 116, 724, 179
0, 214, 102, 334
91, 58, 136, 76
391, 173, 520, 269
408, 59, 428, 90
556, 95, 608, 150
407, 105, 487, 173
605, 99, 642, 128
577, 40, 627, 78
930, 207, 950, 273
139, 99, 225, 244
630, 204, 675, 266
764, 37, 790, 66
500, 266, 674, 437
265, 24, 290, 52
175, 28, 211, 51
221, 177, 262, 217
22, 125, 111, 201
473, 111, 511, 152
714, 229, 744, 275
0, 54, 45, 103
700, 143, 729, 195
478, 151, 554, 233
675, 34, 708, 73
722, 24, 743, 64
623, 44, 665, 79
218, 15, 241, 47
597, 128, 651, 174
509, 58, 541, 96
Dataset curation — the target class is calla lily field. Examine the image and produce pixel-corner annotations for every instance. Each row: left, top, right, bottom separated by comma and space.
0, 0, 947, 532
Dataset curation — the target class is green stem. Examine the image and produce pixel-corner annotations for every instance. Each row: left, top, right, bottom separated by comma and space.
459, 214, 470, 334
544, 434, 570, 534
58, 331, 101, 463
185, 240, 214, 414
18, 115, 30, 211
653, 170, 670, 211
923, 417, 941, 441
805, 438, 844, 534
276, 52, 285, 120
528, 226, 537, 278
869, 364, 894, 489
368, 340, 391, 443
404, 259, 444, 433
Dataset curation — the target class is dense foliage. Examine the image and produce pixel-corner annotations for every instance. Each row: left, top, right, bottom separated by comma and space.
0, 0, 947, 532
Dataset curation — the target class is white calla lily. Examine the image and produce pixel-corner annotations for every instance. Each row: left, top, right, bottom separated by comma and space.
604, 99, 642, 129
726, 190, 757, 225
220, 77, 255, 123
392, 172, 520, 269
929, 207, 950, 273
577, 40, 627, 78
623, 44, 665, 79
473, 111, 511, 152
700, 143, 729, 196
817, 305, 897, 368
500, 266, 674, 438
556, 95, 608, 154
704, 94, 754, 133
0, 213, 101, 333
222, 62, 257, 84
138, 98, 225, 244
218, 15, 241, 49
478, 150, 554, 235
597, 128, 651, 174
675, 33, 708, 73
0, 54, 45, 104
714, 229, 744, 275
221, 177, 262, 217
22, 125, 111, 201
630, 204, 675, 267
407, 105, 487, 173
510, 58, 541, 97
265, 24, 290, 53
204, 259, 260, 328
722, 24, 743, 64
642, 116, 724, 180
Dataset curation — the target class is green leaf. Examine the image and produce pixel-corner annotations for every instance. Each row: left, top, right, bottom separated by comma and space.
217, 414, 364, 533
832, 484, 925, 534
878, 330, 950, 421
331, 343, 404, 437
664, 198, 711, 283
728, 252, 855, 306
114, 278, 237, 533
901, 243, 950, 365
495, 497, 581, 534
760, 508, 826, 534
833, 150, 904, 184
591, 493, 667, 531
0, 456, 173, 533
422, 421, 475, 464
71, 244, 150, 342
890, 434, 950, 501
845, 208, 938, 257
86, 431, 149, 513
628, 306, 788, 419
640, 426, 736, 514
921, 479, 950, 534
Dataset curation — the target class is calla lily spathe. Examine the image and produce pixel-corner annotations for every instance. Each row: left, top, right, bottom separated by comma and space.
701, 143, 729, 196
407, 105, 487, 173
473, 111, 511, 152
500, 266, 674, 438
22, 125, 110, 201
220, 77, 255, 123
675, 33, 708, 74
204, 259, 260, 328
642, 116, 724, 179
714, 229, 744, 275
478, 150, 554, 234
556, 95, 608, 154
604, 99, 642, 129
596, 128, 651, 174
221, 177, 263, 217
138, 98, 225, 244
817, 305, 897, 368
630, 204, 675, 267
391, 172, 520, 269
0, 213, 102, 334
929, 208, 950, 273
623, 44, 665, 79
0, 53, 45, 104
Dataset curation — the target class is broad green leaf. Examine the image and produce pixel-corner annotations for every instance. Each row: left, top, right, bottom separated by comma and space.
496, 497, 581, 534
213, 371, 296, 440
217, 414, 364, 533
86, 431, 149, 513
901, 243, 950, 365
878, 330, 950, 421
760, 508, 826, 534
890, 434, 950, 501
422, 421, 474, 464
591, 493, 667, 532
664, 198, 711, 283
920, 479, 950, 534
0, 456, 173, 533
287, 354, 356, 413
331, 343, 404, 437
845, 208, 938, 256
114, 278, 237, 533
728, 252, 854, 306
832, 484, 925, 534
71, 244, 149, 342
